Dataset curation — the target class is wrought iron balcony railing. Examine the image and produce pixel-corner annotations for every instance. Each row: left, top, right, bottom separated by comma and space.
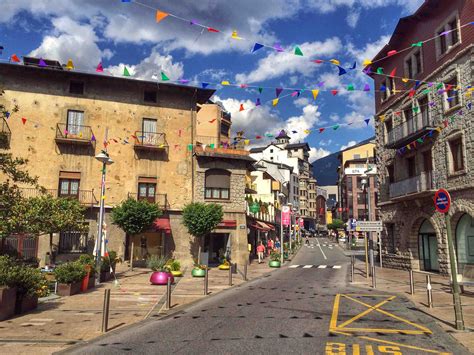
386, 113, 435, 149
133, 131, 168, 150
55, 123, 94, 145
128, 192, 168, 210
19, 188, 98, 205
0, 118, 11, 148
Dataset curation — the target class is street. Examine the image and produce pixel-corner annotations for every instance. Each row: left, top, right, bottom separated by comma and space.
66, 238, 466, 355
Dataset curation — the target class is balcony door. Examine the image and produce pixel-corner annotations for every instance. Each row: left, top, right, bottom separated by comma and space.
142, 118, 157, 145
67, 110, 84, 136
418, 219, 439, 272
138, 182, 156, 203
59, 178, 80, 199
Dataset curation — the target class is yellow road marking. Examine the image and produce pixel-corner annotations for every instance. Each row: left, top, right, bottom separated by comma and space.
335, 328, 426, 334
329, 294, 341, 330
337, 296, 396, 328
341, 294, 432, 334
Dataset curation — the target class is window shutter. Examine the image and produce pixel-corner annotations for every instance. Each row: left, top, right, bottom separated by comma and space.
205, 169, 230, 188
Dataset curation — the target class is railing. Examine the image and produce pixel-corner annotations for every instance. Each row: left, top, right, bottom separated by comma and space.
389, 171, 434, 199
59, 231, 88, 254
195, 135, 221, 147
128, 192, 168, 210
19, 188, 98, 205
0, 118, 11, 148
387, 113, 432, 147
56, 123, 94, 142
133, 131, 168, 149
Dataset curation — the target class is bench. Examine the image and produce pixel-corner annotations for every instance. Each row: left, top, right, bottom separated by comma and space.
459, 264, 474, 293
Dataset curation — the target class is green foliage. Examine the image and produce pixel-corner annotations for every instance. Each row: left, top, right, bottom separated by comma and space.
54, 261, 87, 284
111, 198, 162, 235
0, 256, 49, 297
167, 259, 181, 272
327, 218, 345, 231
146, 255, 169, 272
100, 250, 118, 272
77, 254, 97, 276
182, 202, 223, 238
269, 250, 281, 262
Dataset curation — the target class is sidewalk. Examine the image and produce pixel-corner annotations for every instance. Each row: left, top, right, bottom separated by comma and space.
351, 261, 474, 352
0, 257, 279, 354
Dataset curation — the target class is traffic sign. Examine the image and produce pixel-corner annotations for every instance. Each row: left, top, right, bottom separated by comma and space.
434, 188, 451, 214
356, 221, 383, 232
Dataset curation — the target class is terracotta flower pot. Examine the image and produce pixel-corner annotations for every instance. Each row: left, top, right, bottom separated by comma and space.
191, 268, 206, 277
57, 281, 82, 296
0, 287, 17, 321
150, 271, 174, 285
15, 294, 38, 314
269, 260, 281, 268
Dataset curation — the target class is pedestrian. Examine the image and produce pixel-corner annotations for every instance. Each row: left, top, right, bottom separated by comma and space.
275, 238, 281, 250
256, 241, 265, 264
305, 235, 309, 245
267, 238, 274, 256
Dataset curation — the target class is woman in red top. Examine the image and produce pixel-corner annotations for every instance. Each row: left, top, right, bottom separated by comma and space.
256, 241, 265, 263
267, 239, 274, 256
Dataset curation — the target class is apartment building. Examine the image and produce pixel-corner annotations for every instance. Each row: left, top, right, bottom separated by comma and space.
371, 0, 474, 274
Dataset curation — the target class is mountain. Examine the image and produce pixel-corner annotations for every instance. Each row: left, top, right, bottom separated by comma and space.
312, 152, 339, 186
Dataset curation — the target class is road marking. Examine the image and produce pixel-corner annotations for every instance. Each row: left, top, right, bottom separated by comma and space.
329, 294, 341, 330
333, 265, 341, 269
29, 318, 53, 322
303, 265, 313, 269
288, 265, 341, 269
289, 265, 299, 268
337, 296, 396, 328
316, 238, 327, 260
20, 322, 46, 326
318, 265, 327, 268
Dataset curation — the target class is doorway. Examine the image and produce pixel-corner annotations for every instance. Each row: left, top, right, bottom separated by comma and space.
203, 233, 230, 265
418, 220, 439, 272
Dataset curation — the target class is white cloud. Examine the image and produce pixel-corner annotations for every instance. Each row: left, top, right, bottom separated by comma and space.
319, 139, 333, 147
29, 16, 112, 70
235, 37, 342, 83
294, 97, 311, 108
346, 9, 361, 28
340, 140, 357, 150
309, 147, 330, 162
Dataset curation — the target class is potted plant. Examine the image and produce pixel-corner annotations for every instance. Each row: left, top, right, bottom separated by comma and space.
54, 261, 87, 296
269, 251, 281, 268
218, 259, 230, 270
78, 254, 96, 290
168, 260, 183, 277
0, 256, 17, 320
100, 250, 118, 282
191, 260, 207, 277
147, 255, 174, 285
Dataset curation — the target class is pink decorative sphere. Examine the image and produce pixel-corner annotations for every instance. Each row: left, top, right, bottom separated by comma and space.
150, 271, 174, 285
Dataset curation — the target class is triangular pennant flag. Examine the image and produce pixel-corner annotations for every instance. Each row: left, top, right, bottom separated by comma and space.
239, 104, 244, 112
411, 41, 423, 47
179, 79, 190, 84
363, 84, 370, 92
379, 115, 386, 122
406, 144, 411, 150
5, 112, 10, 119
363, 59, 372, 66
333, 124, 340, 130
10, 54, 21, 63
387, 50, 397, 56
272, 98, 279, 106
96, 62, 104, 72
244, 139, 250, 145
364, 118, 370, 125
21, 117, 27, 125
273, 43, 284, 52
389, 67, 397, 78
276, 87, 283, 97
231, 30, 242, 40
255, 135, 262, 139
304, 129, 311, 134
443, 120, 449, 127
38, 58, 47, 67
207, 27, 219, 33
187, 144, 193, 151
91, 134, 96, 142
331, 90, 338, 96
240, 84, 248, 88
255, 98, 261, 106
210, 143, 215, 149
161, 71, 169, 81
201, 82, 209, 89
221, 81, 230, 86
376, 67, 384, 74
347, 84, 355, 91
422, 89, 430, 95
294, 46, 303, 56
190, 19, 199, 25
311, 89, 319, 100
258, 87, 263, 94
265, 133, 274, 137
380, 85, 386, 92
0, 46, 3, 55
413, 106, 420, 113
409, 89, 416, 98
252, 43, 264, 53
156, 10, 169, 23
417, 138, 424, 143
317, 81, 325, 87
123, 66, 130, 76
66, 59, 74, 70
337, 66, 347, 76
121, 0, 131, 2
291, 91, 299, 97
349, 62, 356, 70
467, 102, 472, 111
329, 59, 340, 65
319, 128, 325, 133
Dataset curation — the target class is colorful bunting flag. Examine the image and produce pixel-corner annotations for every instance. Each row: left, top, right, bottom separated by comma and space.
347, 84, 355, 91
312, 59, 324, 64
363, 59, 372, 66
411, 41, 423, 47
256, 135, 262, 139
329, 59, 340, 65
10, 54, 21, 64
187, 144, 193, 151
275, 87, 283, 97
379, 115, 386, 122
333, 124, 340, 130
402, 78, 409, 83
0, 46, 3, 55
239, 104, 244, 111
179, 79, 190, 84
21, 117, 27, 125
91, 134, 96, 142
255, 98, 261, 106
96, 62, 104, 72
380, 85, 386, 92
319, 128, 325, 133
265, 133, 274, 137
201, 82, 209, 89
221, 81, 230, 86
66, 59, 74, 70
272, 98, 279, 106
363, 84, 370, 92
207, 27, 219, 33
240, 84, 248, 88
337, 66, 347, 76
294, 46, 303, 56
258, 87, 263, 94
387, 50, 397, 56
161, 72, 169, 81
38, 58, 47, 67
311, 89, 319, 100
252, 43, 264, 52
156, 10, 169, 23
123, 66, 131, 77
317, 81, 325, 88
349, 62, 356, 70
273, 43, 284, 52
376, 67, 384, 74
244, 139, 250, 145
291, 91, 299, 97
304, 129, 311, 134
331, 90, 338, 96
231, 30, 242, 40
364, 118, 370, 126
389, 68, 397, 78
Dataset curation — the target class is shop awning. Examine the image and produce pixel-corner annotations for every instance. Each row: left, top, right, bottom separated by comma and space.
217, 220, 237, 228
261, 222, 275, 231
251, 223, 268, 231
154, 217, 171, 234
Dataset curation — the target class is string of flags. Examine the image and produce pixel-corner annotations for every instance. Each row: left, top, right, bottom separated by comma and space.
122, 0, 474, 85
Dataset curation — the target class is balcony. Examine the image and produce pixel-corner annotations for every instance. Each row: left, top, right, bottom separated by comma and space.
133, 131, 168, 151
20, 188, 98, 206
55, 123, 94, 145
385, 114, 435, 149
128, 192, 168, 210
389, 171, 435, 199
194, 144, 252, 161
0, 118, 11, 148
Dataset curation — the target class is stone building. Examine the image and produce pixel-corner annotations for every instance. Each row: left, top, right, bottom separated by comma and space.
370, 0, 474, 274
0, 58, 215, 267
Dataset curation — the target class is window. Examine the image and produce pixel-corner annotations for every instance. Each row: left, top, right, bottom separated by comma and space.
407, 157, 416, 178
444, 77, 460, 110
59, 230, 88, 254
387, 163, 395, 183
329, 194, 336, 201
69, 81, 84, 95
142, 118, 157, 144
353, 154, 360, 159
449, 137, 464, 172
59, 178, 80, 198
404, 50, 423, 78
144, 90, 157, 103
358, 209, 366, 220
270, 149, 273, 153
357, 193, 365, 205
138, 182, 156, 203
418, 96, 430, 126
385, 117, 393, 144
220, 122, 230, 137
436, 14, 460, 58
67, 110, 84, 135
422, 150, 433, 172
205, 169, 230, 200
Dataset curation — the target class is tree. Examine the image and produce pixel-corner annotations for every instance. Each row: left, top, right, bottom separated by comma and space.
12, 195, 87, 258
182, 202, 223, 264
327, 218, 345, 231
111, 198, 162, 236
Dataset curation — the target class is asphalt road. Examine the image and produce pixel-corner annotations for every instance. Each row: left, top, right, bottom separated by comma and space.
67, 238, 467, 354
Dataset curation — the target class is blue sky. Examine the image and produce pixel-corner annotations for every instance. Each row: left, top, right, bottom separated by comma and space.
0, 0, 424, 161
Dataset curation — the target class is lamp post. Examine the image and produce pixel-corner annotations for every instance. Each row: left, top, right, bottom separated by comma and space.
278, 192, 285, 264
95, 150, 114, 285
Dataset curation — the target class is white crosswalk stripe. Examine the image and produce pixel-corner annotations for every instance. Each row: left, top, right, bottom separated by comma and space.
288, 265, 341, 269
317, 265, 327, 269
289, 265, 299, 268
333, 265, 342, 269
302, 265, 313, 268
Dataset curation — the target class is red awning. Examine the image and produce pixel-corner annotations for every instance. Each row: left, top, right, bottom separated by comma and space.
154, 217, 171, 234
217, 220, 237, 228
251, 223, 268, 231
261, 222, 276, 231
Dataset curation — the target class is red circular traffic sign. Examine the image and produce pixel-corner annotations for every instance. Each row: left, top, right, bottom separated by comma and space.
434, 188, 451, 214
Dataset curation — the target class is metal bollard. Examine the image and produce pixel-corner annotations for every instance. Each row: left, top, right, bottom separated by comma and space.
165, 277, 171, 310
130, 242, 134, 271
426, 275, 433, 308
204, 268, 208, 295
228, 264, 233, 286
244, 263, 248, 281
350, 256, 354, 283
101, 289, 111, 333
409, 269, 415, 295
371, 265, 376, 288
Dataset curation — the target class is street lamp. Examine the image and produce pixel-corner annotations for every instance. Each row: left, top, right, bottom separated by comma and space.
278, 192, 285, 264
95, 150, 113, 285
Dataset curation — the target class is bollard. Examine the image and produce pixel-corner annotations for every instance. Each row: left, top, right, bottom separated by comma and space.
426, 275, 433, 308
130, 242, 134, 271
350, 256, 354, 283
244, 263, 248, 281
101, 289, 111, 333
204, 268, 209, 295
165, 277, 171, 310
409, 269, 415, 295
228, 264, 233, 286
371, 265, 376, 289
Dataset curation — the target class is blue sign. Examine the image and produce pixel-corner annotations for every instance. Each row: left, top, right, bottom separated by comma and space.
434, 189, 451, 214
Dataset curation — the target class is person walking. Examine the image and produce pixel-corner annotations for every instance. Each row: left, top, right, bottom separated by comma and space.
305, 235, 309, 246
267, 238, 274, 256
256, 241, 265, 264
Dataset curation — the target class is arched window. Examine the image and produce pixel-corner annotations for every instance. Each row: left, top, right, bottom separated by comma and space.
455, 214, 474, 273
205, 169, 230, 200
